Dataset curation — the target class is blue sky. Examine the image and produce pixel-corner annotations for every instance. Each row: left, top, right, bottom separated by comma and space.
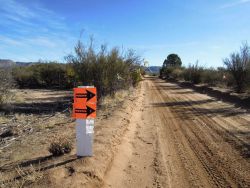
0, 0, 249, 67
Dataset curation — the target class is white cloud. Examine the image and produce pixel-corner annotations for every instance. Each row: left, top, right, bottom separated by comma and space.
0, 0, 68, 32
220, 0, 250, 9
0, 35, 23, 46
0, 0, 77, 61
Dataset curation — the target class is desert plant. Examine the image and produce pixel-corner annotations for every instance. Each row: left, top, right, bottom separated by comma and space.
131, 69, 142, 86
171, 67, 184, 80
66, 38, 142, 98
201, 68, 221, 86
0, 67, 15, 107
48, 136, 72, 156
12, 62, 71, 89
223, 42, 250, 92
12, 37, 142, 95
183, 62, 203, 84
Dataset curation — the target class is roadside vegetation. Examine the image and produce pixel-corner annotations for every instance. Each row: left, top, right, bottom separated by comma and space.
0, 38, 143, 109
0, 67, 15, 108
48, 135, 72, 156
160, 42, 250, 93
0, 38, 143, 186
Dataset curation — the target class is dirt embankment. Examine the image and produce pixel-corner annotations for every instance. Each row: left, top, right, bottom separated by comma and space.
174, 80, 250, 110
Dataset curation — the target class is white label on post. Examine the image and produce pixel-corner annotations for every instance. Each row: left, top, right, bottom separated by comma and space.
86, 124, 94, 134
86, 119, 94, 134
86, 119, 94, 125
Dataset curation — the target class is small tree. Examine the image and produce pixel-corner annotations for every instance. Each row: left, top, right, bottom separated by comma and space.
223, 42, 250, 93
161, 54, 182, 79
163, 54, 182, 67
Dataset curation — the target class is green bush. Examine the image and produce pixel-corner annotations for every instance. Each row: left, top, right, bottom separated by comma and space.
13, 66, 40, 88
159, 43, 250, 91
66, 40, 142, 98
131, 69, 142, 86
171, 67, 184, 80
223, 42, 250, 92
12, 39, 142, 98
201, 68, 221, 86
183, 62, 203, 84
12, 63, 71, 89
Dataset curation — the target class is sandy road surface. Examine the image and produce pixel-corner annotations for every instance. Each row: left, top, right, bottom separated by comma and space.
4, 77, 248, 187
103, 77, 250, 188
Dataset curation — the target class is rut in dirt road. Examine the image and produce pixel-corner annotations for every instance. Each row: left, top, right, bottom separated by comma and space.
103, 77, 250, 188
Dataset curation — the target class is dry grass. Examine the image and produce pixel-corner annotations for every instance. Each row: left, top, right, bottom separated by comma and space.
0, 87, 133, 187
0, 164, 43, 188
100, 88, 133, 108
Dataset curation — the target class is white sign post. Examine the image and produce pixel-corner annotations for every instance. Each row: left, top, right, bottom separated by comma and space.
75, 86, 95, 157
76, 119, 94, 156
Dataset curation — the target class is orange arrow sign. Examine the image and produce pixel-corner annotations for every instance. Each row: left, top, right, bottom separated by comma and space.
73, 88, 97, 104
72, 102, 96, 119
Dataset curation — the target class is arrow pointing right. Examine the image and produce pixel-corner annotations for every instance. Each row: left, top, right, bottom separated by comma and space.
75, 105, 96, 117
86, 89, 96, 101
86, 105, 95, 116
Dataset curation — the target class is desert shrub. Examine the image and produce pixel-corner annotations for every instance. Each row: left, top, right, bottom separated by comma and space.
0, 67, 15, 107
220, 71, 234, 88
159, 67, 165, 79
246, 59, 250, 91
12, 38, 143, 96
66, 40, 142, 98
13, 62, 72, 89
183, 62, 203, 84
48, 136, 72, 156
223, 42, 250, 92
171, 67, 184, 80
164, 66, 175, 79
13, 66, 41, 88
201, 68, 221, 86
247, 78, 250, 92
38, 62, 67, 88
131, 69, 142, 86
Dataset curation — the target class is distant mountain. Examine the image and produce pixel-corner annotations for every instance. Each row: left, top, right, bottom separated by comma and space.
15, 62, 33, 66
144, 66, 161, 74
0, 59, 15, 68
0, 59, 34, 68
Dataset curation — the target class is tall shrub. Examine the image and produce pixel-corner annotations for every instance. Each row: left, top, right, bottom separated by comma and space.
183, 62, 203, 84
223, 42, 250, 92
65, 39, 142, 98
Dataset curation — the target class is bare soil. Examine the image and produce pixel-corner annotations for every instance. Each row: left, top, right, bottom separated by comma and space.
1, 77, 250, 187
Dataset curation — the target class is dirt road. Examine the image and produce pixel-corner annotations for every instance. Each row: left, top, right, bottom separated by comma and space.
103, 77, 250, 188
3, 77, 249, 187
